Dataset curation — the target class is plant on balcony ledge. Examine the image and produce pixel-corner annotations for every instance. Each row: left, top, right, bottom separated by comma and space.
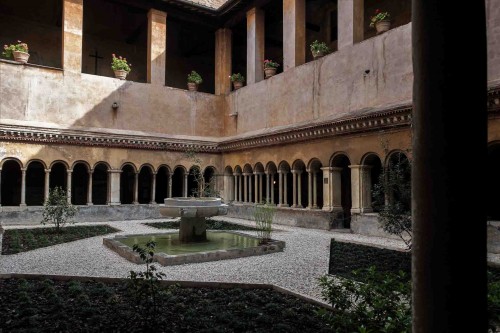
187, 70, 203, 91
310, 40, 330, 59
230, 73, 245, 90
2, 40, 29, 64
111, 54, 132, 80
264, 59, 280, 79
370, 9, 391, 34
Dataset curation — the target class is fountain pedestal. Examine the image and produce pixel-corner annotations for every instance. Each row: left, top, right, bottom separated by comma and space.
159, 197, 228, 243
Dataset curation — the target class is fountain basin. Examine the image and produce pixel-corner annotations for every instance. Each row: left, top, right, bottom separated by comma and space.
103, 231, 285, 266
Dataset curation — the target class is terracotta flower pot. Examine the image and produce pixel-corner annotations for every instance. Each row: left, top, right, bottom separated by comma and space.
114, 70, 128, 80
375, 20, 391, 34
233, 81, 243, 90
264, 67, 277, 79
13, 51, 29, 64
187, 82, 198, 91
312, 50, 325, 59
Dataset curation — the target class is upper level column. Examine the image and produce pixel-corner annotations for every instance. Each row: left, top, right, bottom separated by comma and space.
62, 0, 84, 73
283, 0, 305, 71
337, 0, 364, 50
247, 8, 265, 84
147, 9, 167, 85
215, 28, 232, 95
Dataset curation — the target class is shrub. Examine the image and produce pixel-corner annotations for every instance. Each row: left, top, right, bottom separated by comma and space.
254, 201, 276, 244
230, 73, 245, 82
41, 186, 77, 233
2, 40, 28, 58
310, 40, 330, 54
111, 54, 132, 73
187, 71, 203, 84
264, 59, 280, 69
370, 9, 391, 28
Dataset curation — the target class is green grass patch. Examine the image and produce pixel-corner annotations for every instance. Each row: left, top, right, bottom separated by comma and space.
2, 225, 120, 255
145, 219, 258, 231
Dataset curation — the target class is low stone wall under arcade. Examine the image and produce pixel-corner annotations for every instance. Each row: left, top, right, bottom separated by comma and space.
227, 203, 344, 230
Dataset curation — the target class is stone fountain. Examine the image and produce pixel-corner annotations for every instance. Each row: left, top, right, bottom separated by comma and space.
159, 197, 228, 242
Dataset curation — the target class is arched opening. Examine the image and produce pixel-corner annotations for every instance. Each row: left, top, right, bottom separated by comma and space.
243, 164, 254, 203
1, 160, 21, 206
172, 167, 185, 198
363, 153, 383, 212
386, 152, 411, 211
138, 166, 153, 204
203, 166, 217, 197
308, 159, 324, 209
72, 163, 89, 205
488, 144, 500, 220
224, 166, 234, 201
278, 161, 292, 207
188, 166, 201, 197
266, 162, 279, 205
26, 161, 45, 206
120, 164, 135, 204
234, 166, 243, 202
50, 162, 67, 190
92, 163, 108, 205
331, 154, 351, 227
254, 163, 266, 204
155, 166, 170, 204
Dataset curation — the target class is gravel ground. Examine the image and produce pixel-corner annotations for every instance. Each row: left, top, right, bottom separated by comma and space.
0, 217, 407, 301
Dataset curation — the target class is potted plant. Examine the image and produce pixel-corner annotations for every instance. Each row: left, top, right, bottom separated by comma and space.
111, 54, 131, 80
230, 73, 245, 90
310, 40, 330, 59
2, 40, 29, 63
370, 9, 391, 34
187, 71, 203, 91
264, 60, 280, 79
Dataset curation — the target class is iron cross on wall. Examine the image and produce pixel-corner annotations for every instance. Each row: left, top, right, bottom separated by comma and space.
89, 49, 103, 75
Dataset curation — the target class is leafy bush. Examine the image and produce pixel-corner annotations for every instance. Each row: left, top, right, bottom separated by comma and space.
310, 40, 330, 54
254, 202, 276, 244
370, 9, 391, 27
230, 73, 245, 82
318, 267, 411, 333
41, 187, 77, 233
264, 59, 280, 69
187, 70, 203, 84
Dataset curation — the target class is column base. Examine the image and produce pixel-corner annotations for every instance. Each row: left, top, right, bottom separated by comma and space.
108, 202, 121, 206
278, 204, 289, 208
351, 208, 374, 214
19, 204, 27, 208
322, 206, 332, 211
87, 203, 94, 206
133, 201, 139, 205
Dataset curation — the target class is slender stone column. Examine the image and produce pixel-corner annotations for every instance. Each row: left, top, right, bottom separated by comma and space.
297, 171, 302, 208
150, 173, 156, 204
238, 174, 243, 202
258, 173, 263, 203
307, 170, 313, 209
283, 171, 289, 207
249, 174, 253, 203
133, 172, 139, 204
67, 169, 73, 204
283, 0, 305, 71
291, 170, 298, 207
62, 0, 83, 73
147, 9, 167, 85
254, 172, 259, 203
168, 174, 173, 198
246, 7, 265, 84
411, 1, 486, 331
312, 171, 318, 209
243, 173, 248, 202
20, 168, 27, 207
44, 169, 50, 202
215, 28, 232, 95
233, 175, 238, 201
87, 170, 93, 205
278, 171, 283, 206
321, 166, 333, 211
183, 173, 188, 197
270, 173, 275, 204
337, 0, 364, 50
108, 170, 122, 205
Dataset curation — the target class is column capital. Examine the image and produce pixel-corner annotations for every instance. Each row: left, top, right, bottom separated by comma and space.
319, 166, 332, 171
349, 164, 373, 170
291, 169, 303, 174
330, 167, 343, 172
20, 168, 27, 172
243, 172, 252, 176
67, 169, 73, 173
45, 169, 51, 173
253, 171, 265, 175
108, 169, 122, 174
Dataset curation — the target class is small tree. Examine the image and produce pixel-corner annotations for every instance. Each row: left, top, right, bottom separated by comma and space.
41, 186, 77, 232
254, 201, 276, 244
373, 153, 412, 249
185, 149, 219, 198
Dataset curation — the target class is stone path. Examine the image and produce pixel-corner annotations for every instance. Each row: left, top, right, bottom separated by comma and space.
0, 217, 407, 302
